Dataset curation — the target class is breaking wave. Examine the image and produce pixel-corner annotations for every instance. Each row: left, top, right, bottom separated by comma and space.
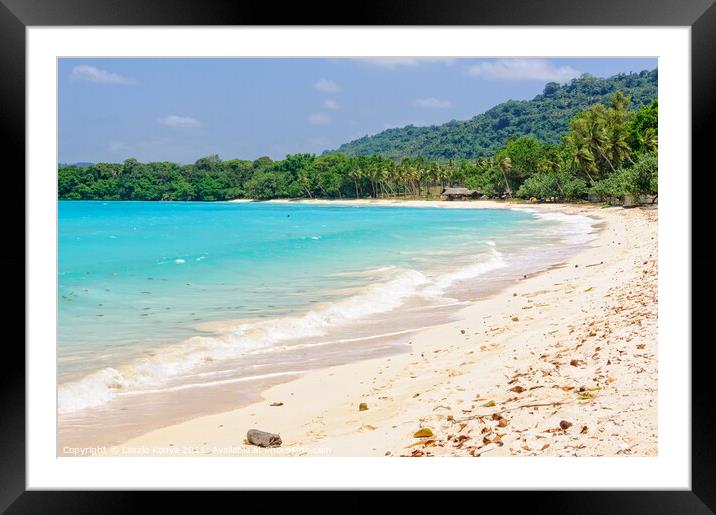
58, 249, 507, 414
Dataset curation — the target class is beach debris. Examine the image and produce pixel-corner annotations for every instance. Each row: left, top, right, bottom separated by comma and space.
246, 429, 282, 448
413, 428, 434, 438
511, 316, 519, 322
359, 402, 369, 411
270, 402, 284, 407
483, 400, 496, 407
559, 420, 573, 430
509, 386, 525, 394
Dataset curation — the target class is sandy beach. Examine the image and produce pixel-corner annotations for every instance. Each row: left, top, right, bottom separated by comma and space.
107, 199, 657, 458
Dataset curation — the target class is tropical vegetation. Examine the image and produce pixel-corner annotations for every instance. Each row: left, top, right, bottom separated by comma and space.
59, 78, 658, 205
331, 69, 657, 160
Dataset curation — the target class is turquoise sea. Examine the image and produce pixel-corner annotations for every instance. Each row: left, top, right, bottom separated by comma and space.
58, 201, 597, 429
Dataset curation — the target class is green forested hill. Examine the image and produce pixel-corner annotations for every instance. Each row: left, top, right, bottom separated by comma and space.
330, 69, 657, 160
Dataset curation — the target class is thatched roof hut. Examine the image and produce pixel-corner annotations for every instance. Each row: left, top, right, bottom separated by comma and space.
441, 187, 480, 200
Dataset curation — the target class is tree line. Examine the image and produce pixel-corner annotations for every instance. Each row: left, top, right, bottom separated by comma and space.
59, 93, 657, 203
332, 69, 657, 160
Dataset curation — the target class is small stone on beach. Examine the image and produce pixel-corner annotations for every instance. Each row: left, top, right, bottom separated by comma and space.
246, 429, 282, 448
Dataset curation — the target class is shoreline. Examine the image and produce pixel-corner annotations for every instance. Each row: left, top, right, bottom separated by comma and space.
92, 200, 656, 457
58, 198, 592, 452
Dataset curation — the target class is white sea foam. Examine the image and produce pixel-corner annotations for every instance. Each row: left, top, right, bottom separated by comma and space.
420, 248, 507, 299
515, 208, 599, 245
58, 367, 129, 413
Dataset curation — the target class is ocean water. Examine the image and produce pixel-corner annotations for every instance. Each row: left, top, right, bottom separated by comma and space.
57, 201, 598, 435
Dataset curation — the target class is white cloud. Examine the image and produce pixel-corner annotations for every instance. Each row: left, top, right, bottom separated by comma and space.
415, 97, 452, 109
324, 99, 341, 110
307, 113, 331, 125
314, 78, 341, 93
356, 57, 456, 69
466, 59, 580, 82
70, 65, 136, 85
157, 115, 202, 128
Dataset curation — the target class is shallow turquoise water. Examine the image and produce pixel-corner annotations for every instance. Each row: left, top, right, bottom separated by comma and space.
58, 201, 596, 414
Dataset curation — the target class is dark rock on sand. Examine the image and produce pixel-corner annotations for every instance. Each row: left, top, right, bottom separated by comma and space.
247, 429, 282, 448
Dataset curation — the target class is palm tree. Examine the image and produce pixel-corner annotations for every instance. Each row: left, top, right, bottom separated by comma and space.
568, 113, 616, 178
606, 124, 634, 165
569, 143, 598, 185
499, 156, 513, 196
348, 164, 362, 198
640, 127, 658, 153
384, 162, 400, 197
405, 164, 419, 197
367, 163, 384, 198
605, 97, 635, 166
429, 162, 441, 196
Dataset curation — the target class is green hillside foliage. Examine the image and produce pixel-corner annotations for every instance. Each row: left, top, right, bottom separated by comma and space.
330, 69, 657, 160
59, 91, 658, 204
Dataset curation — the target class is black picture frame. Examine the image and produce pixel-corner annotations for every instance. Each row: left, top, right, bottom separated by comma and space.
2, 0, 712, 510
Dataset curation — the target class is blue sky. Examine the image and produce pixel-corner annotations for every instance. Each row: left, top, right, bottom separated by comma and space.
58, 57, 657, 164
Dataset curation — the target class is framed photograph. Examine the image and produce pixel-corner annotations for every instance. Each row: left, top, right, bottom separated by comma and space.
3, 0, 713, 509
